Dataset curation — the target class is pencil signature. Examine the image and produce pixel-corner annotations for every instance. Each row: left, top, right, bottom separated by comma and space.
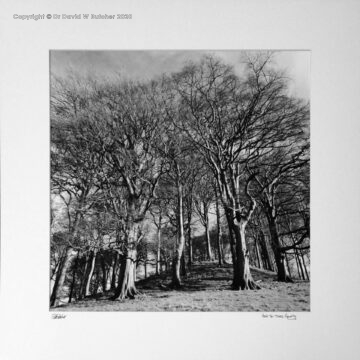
52, 314, 66, 319
262, 313, 297, 320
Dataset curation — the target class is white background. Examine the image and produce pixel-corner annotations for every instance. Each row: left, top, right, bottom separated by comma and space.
1, 1, 360, 359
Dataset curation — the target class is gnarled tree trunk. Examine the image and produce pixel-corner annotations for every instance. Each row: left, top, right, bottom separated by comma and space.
113, 218, 140, 300
231, 222, 260, 290
113, 247, 138, 299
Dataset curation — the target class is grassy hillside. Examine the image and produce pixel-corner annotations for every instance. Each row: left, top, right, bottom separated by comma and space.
53, 263, 310, 312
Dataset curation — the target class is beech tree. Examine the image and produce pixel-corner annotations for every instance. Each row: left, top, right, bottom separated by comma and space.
173, 53, 306, 290
250, 144, 310, 281
50, 51, 310, 307
84, 80, 167, 299
50, 78, 104, 306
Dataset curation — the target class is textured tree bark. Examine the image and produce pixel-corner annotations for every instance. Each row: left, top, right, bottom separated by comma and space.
50, 246, 76, 307
113, 247, 138, 299
231, 223, 260, 290
113, 216, 140, 300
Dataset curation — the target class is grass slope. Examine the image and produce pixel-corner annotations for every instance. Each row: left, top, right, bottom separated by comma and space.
53, 263, 310, 312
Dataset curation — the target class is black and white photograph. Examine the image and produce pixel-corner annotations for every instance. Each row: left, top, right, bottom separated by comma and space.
1, 1, 360, 359
50, 50, 310, 311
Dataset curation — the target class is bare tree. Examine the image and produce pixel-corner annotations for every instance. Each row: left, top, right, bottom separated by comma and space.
173, 53, 304, 290
251, 144, 310, 281
86, 80, 166, 299
50, 78, 104, 306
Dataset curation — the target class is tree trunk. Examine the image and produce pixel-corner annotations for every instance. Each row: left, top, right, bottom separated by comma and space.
113, 247, 138, 299
50, 215, 81, 307
215, 190, 224, 267
254, 236, 263, 269
231, 223, 260, 290
223, 208, 237, 278
267, 216, 293, 282
101, 254, 108, 292
134, 261, 137, 282
204, 204, 214, 261
187, 211, 193, 268
50, 255, 65, 305
68, 251, 80, 303
259, 231, 273, 271
300, 251, 309, 280
290, 231, 306, 280
284, 252, 292, 279
156, 219, 162, 275
86, 250, 97, 295
113, 216, 140, 300
205, 221, 213, 261
50, 247, 75, 307
92, 267, 100, 296
294, 248, 304, 279
171, 180, 186, 288
79, 250, 97, 298
180, 252, 187, 276
111, 252, 118, 290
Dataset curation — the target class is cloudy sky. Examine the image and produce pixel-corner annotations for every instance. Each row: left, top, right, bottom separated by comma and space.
51, 50, 310, 100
